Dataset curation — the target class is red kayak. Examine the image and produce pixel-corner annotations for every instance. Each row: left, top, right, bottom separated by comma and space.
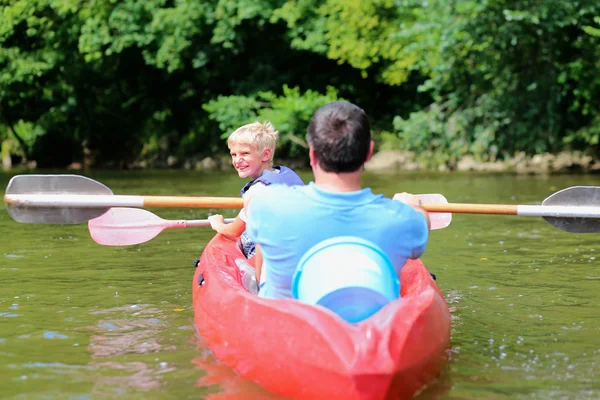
192, 234, 451, 400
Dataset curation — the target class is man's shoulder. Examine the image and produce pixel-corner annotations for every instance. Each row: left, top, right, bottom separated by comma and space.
368, 195, 424, 219
267, 181, 304, 194
248, 185, 308, 228
362, 193, 401, 208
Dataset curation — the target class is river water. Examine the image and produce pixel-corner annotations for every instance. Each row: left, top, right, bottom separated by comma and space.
1, 169, 600, 399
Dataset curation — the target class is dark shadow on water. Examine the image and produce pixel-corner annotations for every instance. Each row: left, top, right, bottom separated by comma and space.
415, 363, 454, 400
190, 333, 289, 400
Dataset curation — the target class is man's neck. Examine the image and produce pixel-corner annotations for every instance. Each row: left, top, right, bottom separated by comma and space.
313, 170, 363, 192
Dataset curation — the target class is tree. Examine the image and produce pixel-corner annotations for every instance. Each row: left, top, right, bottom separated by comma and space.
391, 0, 600, 164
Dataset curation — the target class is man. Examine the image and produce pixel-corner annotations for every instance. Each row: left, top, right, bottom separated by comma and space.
246, 101, 430, 299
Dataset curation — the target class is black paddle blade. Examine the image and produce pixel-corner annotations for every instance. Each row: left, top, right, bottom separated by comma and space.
542, 186, 600, 233
5, 175, 113, 224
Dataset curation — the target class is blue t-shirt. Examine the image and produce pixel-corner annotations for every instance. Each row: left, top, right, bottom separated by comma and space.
247, 183, 429, 299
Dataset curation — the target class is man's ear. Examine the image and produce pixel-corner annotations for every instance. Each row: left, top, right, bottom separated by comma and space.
309, 146, 317, 167
365, 140, 375, 162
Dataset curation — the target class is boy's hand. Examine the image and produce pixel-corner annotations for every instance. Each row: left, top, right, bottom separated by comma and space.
208, 214, 225, 230
209, 214, 246, 238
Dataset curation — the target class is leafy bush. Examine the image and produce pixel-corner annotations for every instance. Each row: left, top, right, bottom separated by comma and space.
383, 0, 600, 164
564, 115, 600, 155
203, 85, 342, 158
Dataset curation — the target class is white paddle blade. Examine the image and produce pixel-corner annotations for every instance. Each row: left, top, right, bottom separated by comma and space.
416, 194, 452, 230
5, 174, 113, 195
542, 186, 600, 233
88, 208, 167, 246
5, 174, 113, 224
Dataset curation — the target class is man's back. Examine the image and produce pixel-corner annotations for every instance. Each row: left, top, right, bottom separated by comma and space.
247, 183, 429, 299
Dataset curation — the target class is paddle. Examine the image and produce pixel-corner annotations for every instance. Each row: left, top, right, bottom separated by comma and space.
88, 202, 451, 247
423, 186, 600, 233
4, 174, 599, 233
88, 207, 235, 246
4, 174, 243, 224
3, 174, 452, 226
415, 194, 452, 230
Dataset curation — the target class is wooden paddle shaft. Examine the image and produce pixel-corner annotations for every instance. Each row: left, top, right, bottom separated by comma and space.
144, 196, 242, 208
425, 203, 518, 215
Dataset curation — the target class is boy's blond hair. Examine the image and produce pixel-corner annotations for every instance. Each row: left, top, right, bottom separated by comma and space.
227, 121, 279, 165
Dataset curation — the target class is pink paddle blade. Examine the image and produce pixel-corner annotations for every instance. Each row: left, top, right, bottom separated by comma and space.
416, 194, 452, 230
88, 208, 176, 246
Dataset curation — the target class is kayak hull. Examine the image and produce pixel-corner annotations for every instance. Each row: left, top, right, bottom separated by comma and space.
193, 235, 451, 400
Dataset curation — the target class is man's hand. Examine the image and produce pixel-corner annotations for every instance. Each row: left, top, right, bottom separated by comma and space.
393, 192, 430, 231
393, 192, 423, 208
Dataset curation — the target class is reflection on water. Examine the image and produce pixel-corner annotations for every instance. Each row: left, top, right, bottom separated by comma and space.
191, 334, 286, 400
81, 305, 175, 396
86, 305, 175, 359
81, 305, 179, 397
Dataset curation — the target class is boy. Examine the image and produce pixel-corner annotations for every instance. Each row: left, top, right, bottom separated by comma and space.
208, 121, 304, 280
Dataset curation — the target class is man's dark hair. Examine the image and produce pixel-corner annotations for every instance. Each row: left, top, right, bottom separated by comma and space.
306, 101, 371, 173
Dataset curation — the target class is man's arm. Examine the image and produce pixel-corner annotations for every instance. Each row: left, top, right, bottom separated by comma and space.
245, 184, 269, 285
254, 244, 263, 284
242, 182, 267, 210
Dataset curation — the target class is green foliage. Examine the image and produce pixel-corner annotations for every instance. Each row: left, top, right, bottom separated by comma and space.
11, 121, 44, 156
79, 0, 213, 72
273, 0, 419, 85
564, 115, 600, 153
203, 86, 341, 158
0, 0, 77, 161
1, 0, 600, 168
0, 121, 43, 161
583, 16, 600, 37
389, 0, 600, 164
203, 95, 262, 134
77, 0, 279, 71
393, 95, 505, 166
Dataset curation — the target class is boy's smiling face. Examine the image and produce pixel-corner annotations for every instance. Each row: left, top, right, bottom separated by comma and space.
229, 143, 271, 179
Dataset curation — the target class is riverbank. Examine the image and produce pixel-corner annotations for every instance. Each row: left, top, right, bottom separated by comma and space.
170, 149, 600, 174
132, 149, 600, 174
5, 149, 599, 175
157, 149, 600, 174
364, 150, 600, 174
